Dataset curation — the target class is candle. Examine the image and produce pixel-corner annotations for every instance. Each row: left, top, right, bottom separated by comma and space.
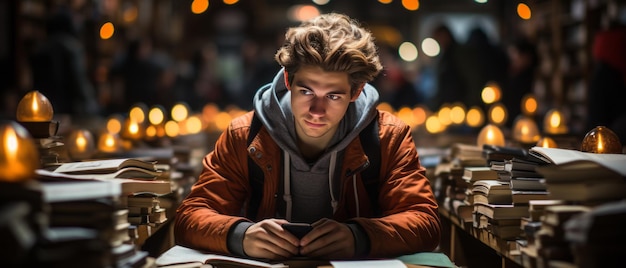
98, 132, 121, 153
543, 109, 568, 135
67, 129, 95, 160
0, 121, 39, 182
513, 116, 540, 144
477, 124, 505, 148
16, 91, 54, 122
580, 126, 622, 154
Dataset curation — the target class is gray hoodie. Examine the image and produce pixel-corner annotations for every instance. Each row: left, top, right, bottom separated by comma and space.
253, 69, 380, 222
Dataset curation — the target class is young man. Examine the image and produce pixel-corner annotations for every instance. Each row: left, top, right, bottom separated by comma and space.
174, 13, 440, 260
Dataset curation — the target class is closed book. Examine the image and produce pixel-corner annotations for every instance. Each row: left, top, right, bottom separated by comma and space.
546, 181, 626, 202
463, 167, 499, 182
472, 180, 512, 205
474, 203, 529, 219
511, 190, 550, 204
509, 177, 546, 191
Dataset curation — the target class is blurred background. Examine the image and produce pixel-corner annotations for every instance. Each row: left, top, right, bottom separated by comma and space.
1, 0, 626, 147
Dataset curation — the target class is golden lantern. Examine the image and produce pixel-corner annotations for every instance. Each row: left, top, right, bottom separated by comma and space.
66, 129, 96, 160
0, 121, 39, 182
580, 126, 622, 154
477, 124, 505, 148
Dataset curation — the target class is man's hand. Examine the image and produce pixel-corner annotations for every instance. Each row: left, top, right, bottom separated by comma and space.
242, 219, 300, 260
299, 218, 356, 259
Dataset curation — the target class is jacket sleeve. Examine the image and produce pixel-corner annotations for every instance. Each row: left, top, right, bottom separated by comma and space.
174, 114, 253, 254
351, 112, 441, 257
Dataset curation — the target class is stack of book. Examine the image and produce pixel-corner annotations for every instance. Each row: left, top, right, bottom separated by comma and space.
564, 200, 626, 267
534, 205, 591, 267
39, 180, 150, 268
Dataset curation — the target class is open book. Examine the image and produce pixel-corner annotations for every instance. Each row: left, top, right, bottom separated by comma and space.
53, 158, 162, 179
530, 147, 626, 181
54, 158, 157, 174
155, 245, 288, 267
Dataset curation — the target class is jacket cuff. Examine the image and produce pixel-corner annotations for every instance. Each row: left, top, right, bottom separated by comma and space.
227, 221, 254, 257
346, 223, 370, 257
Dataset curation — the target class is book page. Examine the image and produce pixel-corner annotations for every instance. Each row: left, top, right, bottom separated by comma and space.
530, 147, 626, 176
156, 245, 287, 268
53, 158, 155, 174
330, 259, 406, 268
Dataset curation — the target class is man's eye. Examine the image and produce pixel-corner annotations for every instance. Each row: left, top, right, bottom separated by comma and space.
328, 95, 340, 100
299, 89, 313, 96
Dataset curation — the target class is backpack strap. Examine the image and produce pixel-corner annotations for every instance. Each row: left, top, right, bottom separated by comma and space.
246, 114, 264, 220
246, 112, 381, 219
359, 113, 381, 216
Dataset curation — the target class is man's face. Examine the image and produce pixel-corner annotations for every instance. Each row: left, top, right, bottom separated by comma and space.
288, 65, 361, 144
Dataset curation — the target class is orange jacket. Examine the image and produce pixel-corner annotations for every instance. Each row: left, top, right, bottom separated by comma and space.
174, 110, 440, 258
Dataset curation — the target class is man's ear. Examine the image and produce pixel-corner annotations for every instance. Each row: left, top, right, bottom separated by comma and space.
284, 69, 290, 90
350, 83, 365, 102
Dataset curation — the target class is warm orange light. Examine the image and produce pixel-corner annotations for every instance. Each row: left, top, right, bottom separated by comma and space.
402, 0, 419, 11
512, 116, 540, 144
67, 129, 95, 160
477, 124, 505, 147
536, 136, 557, 148
164, 120, 180, 137
223, 0, 239, 4
488, 103, 508, 125
214, 112, 233, 131
171, 103, 190, 122
185, 116, 204, 134
378, 0, 393, 3
98, 132, 121, 153
149, 105, 166, 125
397, 107, 417, 128
425, 115, 444, 134
521, 94, 537, 115
517, 3, 532, 20
412, 106, 427, 126
106, 115, 123, 135
191, 0, 209, 14
129, 103, 147, 123
466, 106, 485, 127
481, 83, 501, 104
16, 91, 54, 122
122, 118, 144, 140
580, 126, 622, 154
449, 103, 466, 125
437, 105, 452, 126
543, 108, 568, 135
0, 121, 39, 182
100, 22, 115, 39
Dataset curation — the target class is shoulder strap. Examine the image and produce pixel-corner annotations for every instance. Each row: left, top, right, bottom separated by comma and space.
246, 113, 382, 219
246, 114, 264, 220
359, 113, 381, 215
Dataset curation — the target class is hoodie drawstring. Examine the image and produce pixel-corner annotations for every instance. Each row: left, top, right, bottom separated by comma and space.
283, 151, 292, 221
328, 151, 338, 214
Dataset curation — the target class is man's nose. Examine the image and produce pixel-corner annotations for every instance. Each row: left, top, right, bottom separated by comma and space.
309, 97, 326, 116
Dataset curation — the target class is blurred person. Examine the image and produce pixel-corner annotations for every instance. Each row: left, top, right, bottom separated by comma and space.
463, 27, 508, 109
373, 45, 424, 109
429, 23, 469, 111
587, 24, 626, 143
29, 8, 100, 118
175, 13, 440, 260
501, 37, 538, 127
109, 37, 174, 111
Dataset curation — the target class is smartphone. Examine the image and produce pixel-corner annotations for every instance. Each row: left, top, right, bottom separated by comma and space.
281, 223, 313, 239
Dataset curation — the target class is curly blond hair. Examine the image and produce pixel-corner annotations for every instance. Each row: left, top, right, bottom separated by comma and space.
275, 13, 383, 95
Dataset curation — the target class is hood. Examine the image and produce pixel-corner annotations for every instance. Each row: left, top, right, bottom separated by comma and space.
252, 68, 379, 171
